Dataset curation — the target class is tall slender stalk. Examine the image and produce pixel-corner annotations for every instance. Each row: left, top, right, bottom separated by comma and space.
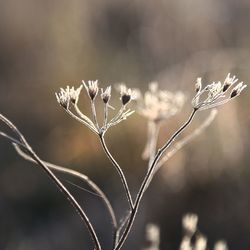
0, 114, 102, 250
99, 133, 134, 210
114, 109, 197, 250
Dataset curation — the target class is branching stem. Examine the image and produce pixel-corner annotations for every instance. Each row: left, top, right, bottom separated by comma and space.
114, 109, 197, 250
0, 114, 102, 250
99, 133, 134, 211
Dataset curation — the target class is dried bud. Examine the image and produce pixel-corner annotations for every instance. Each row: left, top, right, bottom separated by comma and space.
56, 86, 82, 109
101, 86, 111, 104
214, 241, 228, 250
121, 94, 131, 105
195, 78, 202, 93
82, 80, 99, 100
120, 84, 136, 106
194, 235, 207, 250
230, 89, 238, 98
223, 73, 238, 92
230, 82, 247, 98
182, 213, 198, 235
70, 85, 82, 105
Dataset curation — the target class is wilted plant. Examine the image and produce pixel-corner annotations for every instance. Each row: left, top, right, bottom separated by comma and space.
0, 73, 246, 249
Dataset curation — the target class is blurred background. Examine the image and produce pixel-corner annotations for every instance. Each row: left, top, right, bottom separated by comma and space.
0, 0, 250, 249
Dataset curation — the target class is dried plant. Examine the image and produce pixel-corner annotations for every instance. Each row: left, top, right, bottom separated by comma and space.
0, 74, 246, 249
180, 213, 228, 250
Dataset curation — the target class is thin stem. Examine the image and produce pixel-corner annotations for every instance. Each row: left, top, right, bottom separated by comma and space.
0, 114, 102, 250
115, 211, 131, 246
109, 106, 125, 125
99, 133, 134, 210
74, 104, 97, 128
155, 109, 217, 173
114, 109, 197, 250
0, 131, 23, 146
147, 121, 160, 170
91, 101, 99, 131
13, 144, 118, 235
65, 109, 98, 134
103, 103, 108, 129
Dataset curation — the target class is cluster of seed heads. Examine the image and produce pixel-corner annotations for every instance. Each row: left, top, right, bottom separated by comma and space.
137, 82, 186, 122
56, 74, 246, 135
180, 214, 228, 250
55, 80, 137, 134
192, 73, 247, 111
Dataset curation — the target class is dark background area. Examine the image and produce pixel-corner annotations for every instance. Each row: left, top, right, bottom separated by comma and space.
0, 0, 250, 249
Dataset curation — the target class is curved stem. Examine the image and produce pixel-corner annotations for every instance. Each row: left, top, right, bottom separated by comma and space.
13, 144, 118, 235
147, 121, 160, 170
65, 109, 98, 134
155, 109, 217, 173
99, 134, 134, 210
0, 114, 102, 250
115, 109, 197, 250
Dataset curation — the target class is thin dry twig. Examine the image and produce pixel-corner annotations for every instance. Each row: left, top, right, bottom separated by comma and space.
0, 113, 102, 250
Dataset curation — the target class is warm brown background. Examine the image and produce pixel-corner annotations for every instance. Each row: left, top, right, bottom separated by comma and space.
0, 0, 250, 249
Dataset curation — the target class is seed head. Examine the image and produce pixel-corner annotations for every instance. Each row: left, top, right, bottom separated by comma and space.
55, 85, 82, 109
70, 85, 83, 104
137, 82, 185, 122
119, 84, 137, 106
192, 73, 247, 111
230, 82, 247, 98
214, 241, 228, 250
182, 213, 198, 235
101, 86, 112, 104
223, 73, 238, 92
82, 80, 99, 100
195, 78, 202, 93
195, 235, 207, 250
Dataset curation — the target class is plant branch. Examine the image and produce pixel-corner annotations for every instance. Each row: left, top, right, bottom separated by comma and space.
99, 133, 134, 210
155, 109, 217, 173
0, 114, 102, 250
13, 144, 118, 236
114, 109, 197, 250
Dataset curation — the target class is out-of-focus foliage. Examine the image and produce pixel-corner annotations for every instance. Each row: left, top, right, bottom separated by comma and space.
0, 0, 250, 249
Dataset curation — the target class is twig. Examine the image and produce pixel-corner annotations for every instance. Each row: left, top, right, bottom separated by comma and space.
155, 109, 217, 173
99, 133, 134, 211
0, 113, 102, 250
13, 144, 117, 235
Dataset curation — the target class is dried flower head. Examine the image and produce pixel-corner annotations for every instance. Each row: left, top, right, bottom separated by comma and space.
214, 241, 228, 250
119, 84, 137, 106
195, 78, 202, 93
138, 82, 185, 122
55, 85, 82, 109
194, 235, 207, 250
192, 73, 247, 111
145, 223, 160, 244
182, 213, 198, 235
180, 236, 192, 250
101, 86, 111, 104
82, 80, 99, 100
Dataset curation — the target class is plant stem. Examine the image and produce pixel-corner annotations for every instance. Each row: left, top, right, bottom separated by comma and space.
99, 133, 134, 210
91, 101, 99, 131
114, 109, 197, 250
13, 144, 118, 237
0, 114, 102, 250
147, 121, 160, 170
